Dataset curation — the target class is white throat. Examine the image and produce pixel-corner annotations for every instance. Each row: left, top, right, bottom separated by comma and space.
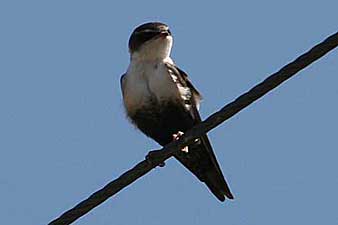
130, 36, 173, 62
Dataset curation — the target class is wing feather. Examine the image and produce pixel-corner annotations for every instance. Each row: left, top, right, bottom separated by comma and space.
164, 63, 233, 201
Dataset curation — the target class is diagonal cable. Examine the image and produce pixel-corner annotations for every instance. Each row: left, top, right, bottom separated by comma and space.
48, 31, 338, 225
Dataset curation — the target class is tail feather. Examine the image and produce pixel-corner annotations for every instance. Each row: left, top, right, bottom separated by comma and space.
174, 135, 234, 202
204, 170, 234, 201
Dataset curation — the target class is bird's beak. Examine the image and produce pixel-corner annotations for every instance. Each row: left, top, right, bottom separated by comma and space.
158, 30, 171, 38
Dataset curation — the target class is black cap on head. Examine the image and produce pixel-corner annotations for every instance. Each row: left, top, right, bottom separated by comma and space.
128, 22, 171, 53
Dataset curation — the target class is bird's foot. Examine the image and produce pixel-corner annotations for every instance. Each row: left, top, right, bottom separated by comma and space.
146, 150, 165, 167
172, 131, 189, 153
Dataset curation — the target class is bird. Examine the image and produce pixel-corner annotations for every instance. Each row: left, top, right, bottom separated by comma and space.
120, 22, 233, 202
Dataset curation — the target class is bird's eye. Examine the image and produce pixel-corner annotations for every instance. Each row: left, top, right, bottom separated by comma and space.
167, 29, 172, 35
137, 29, 156, 34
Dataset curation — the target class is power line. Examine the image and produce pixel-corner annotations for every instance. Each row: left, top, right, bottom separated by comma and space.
48, 31, 338, 225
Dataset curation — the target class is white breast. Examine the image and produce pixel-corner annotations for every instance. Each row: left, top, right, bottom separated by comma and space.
121, 57, 181, 115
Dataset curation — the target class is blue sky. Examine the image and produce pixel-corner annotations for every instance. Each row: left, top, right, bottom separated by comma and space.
1, 1, 338, 225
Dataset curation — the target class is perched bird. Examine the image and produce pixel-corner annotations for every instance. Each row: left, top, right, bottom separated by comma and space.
120, 22, 233, 202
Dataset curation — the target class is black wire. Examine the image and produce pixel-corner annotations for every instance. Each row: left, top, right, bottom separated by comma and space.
48, 31, 338, 225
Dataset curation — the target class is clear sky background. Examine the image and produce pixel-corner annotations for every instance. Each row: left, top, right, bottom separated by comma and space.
1, 1, 337, 225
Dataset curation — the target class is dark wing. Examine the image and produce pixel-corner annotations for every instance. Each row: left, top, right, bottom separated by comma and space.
165, 63, 234, 201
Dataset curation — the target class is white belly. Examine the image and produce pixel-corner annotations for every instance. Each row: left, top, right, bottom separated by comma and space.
122, 59, 180, 115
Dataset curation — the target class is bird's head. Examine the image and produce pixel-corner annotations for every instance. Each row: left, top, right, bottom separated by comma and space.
128, 22, 173, 61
